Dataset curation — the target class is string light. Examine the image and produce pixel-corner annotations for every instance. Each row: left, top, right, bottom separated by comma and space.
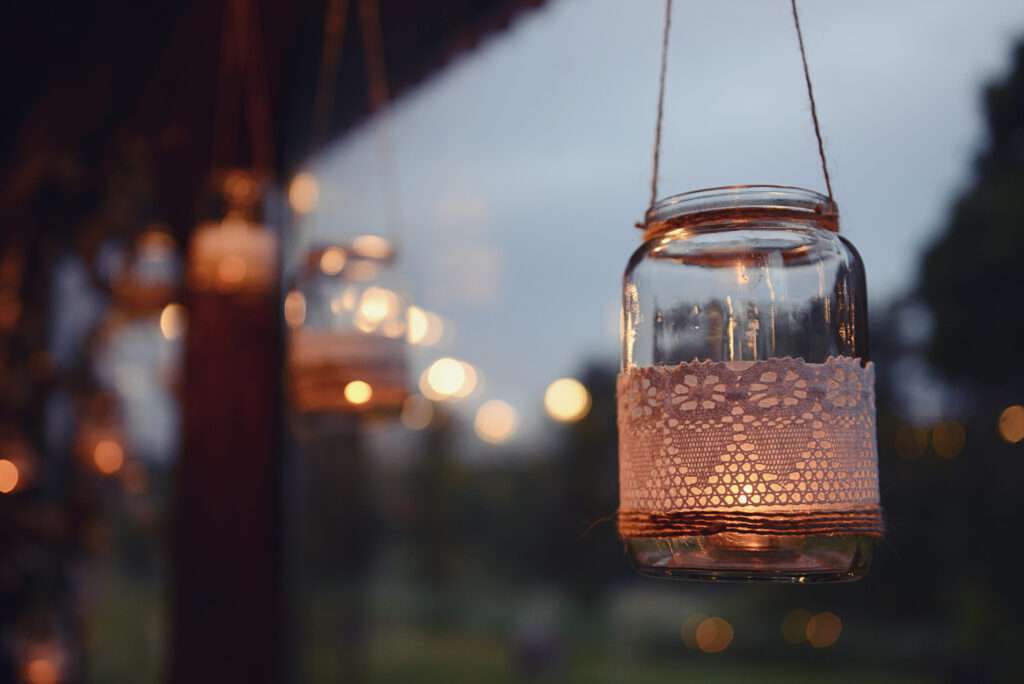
806, 611, 842, 648
999, 405, 1024, 443
544, 378, 592, 423
475, 400, 517, 444
93, 440, 125, 475
344, 380, 373, 405
159, 303, 187, 340
0, 459, 19, 494
319, 246, 347, 275
695, 617, 733, 653
289, 172, 320, 214
407, 306, 443, 346
284, 291, 307, 328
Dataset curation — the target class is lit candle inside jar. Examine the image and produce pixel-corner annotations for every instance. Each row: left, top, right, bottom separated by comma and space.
188, 218, 277, 294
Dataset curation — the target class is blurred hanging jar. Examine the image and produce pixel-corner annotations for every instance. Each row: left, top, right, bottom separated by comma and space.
286, 234, 408, 417
618, 186, 882, 582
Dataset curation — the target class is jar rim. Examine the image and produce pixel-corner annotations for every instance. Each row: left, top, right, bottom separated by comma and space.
642, 185, 839, 238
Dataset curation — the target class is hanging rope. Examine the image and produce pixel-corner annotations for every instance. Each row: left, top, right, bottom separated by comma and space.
357, 0, 404, 241
648, 0, 672, 211
789, 0, 834, 201
312, 0, 350, 150
646, 0, 836, 213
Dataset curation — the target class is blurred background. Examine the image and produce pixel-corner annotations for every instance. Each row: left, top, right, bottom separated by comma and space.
2, 0, 1024, 682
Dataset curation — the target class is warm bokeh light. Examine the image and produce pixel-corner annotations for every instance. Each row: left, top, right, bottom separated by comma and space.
159, 302, 187, 340
0, 459, 19, 494
288, 171, 319, 214
452, 362, 478, 399
400, 394, 434, 430
217, 254, 248, 285
93, 439, 125, 475
421, 358, 477, 400
932, 421, 966, 459
544, 377, 592, 423
25, 657, 58, 684
319, 247, 347, 275
331, 288, 358, 313
284, 290, 307, 328
346, 260, 378, 282
680, 613, 707, 650
474, 400, 517, 444
424, 358, 466, 397
406, 306, 443, 346
999, 405, 1024, 443
352, 234, 392, 259
138, 228, 175, 258
894, 424, 929, 459
358, 287, 400, 324
806, 611, 842, 648
344, 380, 373, 405
781, 609, 812, 644
695, 617, 734, 653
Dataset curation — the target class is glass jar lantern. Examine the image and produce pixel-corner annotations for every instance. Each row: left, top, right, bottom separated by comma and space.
618, 186, 882, 582
286, 239, 409, 418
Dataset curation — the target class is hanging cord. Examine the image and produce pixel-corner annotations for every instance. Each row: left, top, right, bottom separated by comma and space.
238, 0, 274, 181
312, 0, 350, 150
645, 0, 836, 214
648, 0, 672, 211
789, 0, 833, 201
213, 0, 245, 171
358, 0, 404, 242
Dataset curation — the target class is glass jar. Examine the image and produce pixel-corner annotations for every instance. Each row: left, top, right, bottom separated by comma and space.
619, 186, 881, 582
286, 237, 409, 420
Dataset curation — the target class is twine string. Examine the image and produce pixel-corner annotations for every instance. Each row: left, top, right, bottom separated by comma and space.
312, 0, 350, 150
789, 0, 833, 201
648, 0, 672, 211
646, 0, 835, 213
358, 0, 404, 241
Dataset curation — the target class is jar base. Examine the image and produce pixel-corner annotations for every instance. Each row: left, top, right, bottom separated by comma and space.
625, 533, 873, 583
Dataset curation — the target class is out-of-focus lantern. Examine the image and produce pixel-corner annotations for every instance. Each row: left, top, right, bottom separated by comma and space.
286, 236, 408, 417
617, 186, 882, 582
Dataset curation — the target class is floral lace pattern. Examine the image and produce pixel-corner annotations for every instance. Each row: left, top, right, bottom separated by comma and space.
618, 357, 879, 514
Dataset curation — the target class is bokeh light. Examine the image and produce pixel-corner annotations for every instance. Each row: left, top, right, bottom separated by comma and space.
544, 377, 591, 423
422, 358, 466, 399
999, 405, 1024, 443
932, 421, 966, 459
400, 394, 434, 430
358, 288, 400, 326
407, 306, 443, 346
344, 380, 373, 405
894, 424, 929, 459
24, 657, 58, 684
474, 400, 517, 444
319, 247, 347, 275
0, 459, 19, 494
331, 288, 358, 314
806, 611, 842, 648
781, 609, 811, 644
695, 616, 733, 653
346, 260, 378, 282
284, 290, 306, 328
288, 171, 319, 214
680, 613, 707, 649
352, 234, 392, 260
93, 439, 125, 475
159, 302, 187, 340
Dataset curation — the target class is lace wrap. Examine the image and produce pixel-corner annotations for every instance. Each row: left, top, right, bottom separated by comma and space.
617, 357, 882, 538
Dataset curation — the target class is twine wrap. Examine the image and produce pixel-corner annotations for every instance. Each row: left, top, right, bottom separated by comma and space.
617, 357, 883, 539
